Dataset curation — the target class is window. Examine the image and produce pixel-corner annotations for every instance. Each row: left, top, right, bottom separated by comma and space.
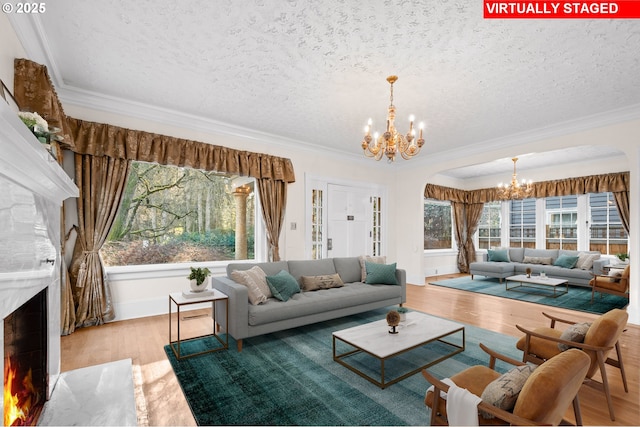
311, 189, 323, 259
509, 198, 536, 248
101, 161, 255, 266
477, 201, 501, 249
424, 199, 452, 250
545, 196, 577, 250
589, 192, 628, 255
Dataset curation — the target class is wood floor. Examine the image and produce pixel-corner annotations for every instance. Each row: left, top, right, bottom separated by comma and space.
60, 274, 639, 426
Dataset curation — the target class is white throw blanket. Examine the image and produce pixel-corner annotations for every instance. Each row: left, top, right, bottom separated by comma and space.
427, 378, 482, 426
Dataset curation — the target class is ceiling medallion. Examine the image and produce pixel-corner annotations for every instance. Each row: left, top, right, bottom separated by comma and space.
497, 157, 534, 200
361, 75, 424, 162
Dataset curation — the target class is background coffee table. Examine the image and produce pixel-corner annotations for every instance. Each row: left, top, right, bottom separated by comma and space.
332, 311, 464, 388
506, 274, 569, 298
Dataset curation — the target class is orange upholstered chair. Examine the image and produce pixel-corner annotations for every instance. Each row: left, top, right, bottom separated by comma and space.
589, 264, 630, 302
422, 344, 590, 426
515, 309, 628, 421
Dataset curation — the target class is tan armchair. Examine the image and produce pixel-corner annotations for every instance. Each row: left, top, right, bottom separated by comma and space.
590, 264, 630, 302
516, 308, 628, 421
422, 343, 590, 426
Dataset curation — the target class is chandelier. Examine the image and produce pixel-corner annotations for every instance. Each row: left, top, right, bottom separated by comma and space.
497, 157, 534, 200
361, 75, 424, 162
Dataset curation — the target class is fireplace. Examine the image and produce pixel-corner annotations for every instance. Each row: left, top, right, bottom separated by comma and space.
4, 288, 48, 426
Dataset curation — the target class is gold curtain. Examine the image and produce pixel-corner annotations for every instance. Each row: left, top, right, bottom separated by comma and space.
69, 154, 131, 326
257, 178, 287, 261
66, 118, 295, 182
451, 202, 468, 272
463, 203, 485, 272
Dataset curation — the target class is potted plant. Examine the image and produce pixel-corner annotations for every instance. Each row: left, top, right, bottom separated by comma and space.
616, 253, 629, 264
187, 267, 211, 292
397, 306, 409, 322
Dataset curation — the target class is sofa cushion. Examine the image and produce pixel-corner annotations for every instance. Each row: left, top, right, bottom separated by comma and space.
364, 262, 398, 285
227, 261, 289, 278
287, 259, 337, 285
247, 282, 402, 326
522, 256, 553, 265
480, 364, 536, 418
333, 257, 362, 283
554, 254, 579, 269
301, 274, 344, 291
508, 247, 525, 263
488, 249, 510, 262
358, 255, 386, 281
230, 266, 271, 305
524, 249, 558, 262
266, 270, 301, 302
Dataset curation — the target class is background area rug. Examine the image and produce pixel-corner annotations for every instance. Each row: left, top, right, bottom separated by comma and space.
164, 308, 520, 426
429, 276, 628, 315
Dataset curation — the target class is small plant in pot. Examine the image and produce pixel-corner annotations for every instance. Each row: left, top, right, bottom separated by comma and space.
616, 253, 629, 264
397, 306, 409, 322
187, 267, 211, 292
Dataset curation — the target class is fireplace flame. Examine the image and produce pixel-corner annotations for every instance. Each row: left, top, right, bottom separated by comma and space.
4, 358, 34, 426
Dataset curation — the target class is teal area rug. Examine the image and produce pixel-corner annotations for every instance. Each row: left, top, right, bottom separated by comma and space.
429, 276, 628, 315
164, 308, 520, 426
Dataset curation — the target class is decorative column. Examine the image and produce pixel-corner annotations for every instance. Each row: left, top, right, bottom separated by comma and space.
233, 186, 251, 259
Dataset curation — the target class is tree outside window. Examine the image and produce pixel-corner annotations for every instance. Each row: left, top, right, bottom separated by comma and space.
424, 199, 452, 250
100, 161, 255, 266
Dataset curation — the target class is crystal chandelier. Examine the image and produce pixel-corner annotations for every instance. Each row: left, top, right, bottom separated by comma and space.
361, 75, 424, 162
497, 157, 534, 200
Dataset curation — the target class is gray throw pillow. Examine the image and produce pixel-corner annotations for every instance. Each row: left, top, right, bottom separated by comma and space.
480, 364, 536, 419
558, 322, 591, 351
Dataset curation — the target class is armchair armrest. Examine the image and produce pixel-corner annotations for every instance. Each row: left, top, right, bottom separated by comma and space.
479, 343, 524, 369
541, 311, 576, 328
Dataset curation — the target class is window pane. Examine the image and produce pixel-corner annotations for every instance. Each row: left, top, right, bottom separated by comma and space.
478, 202, 501, 249
510, 198, 535, 248
589, 192, 628, 255
424, 199, 452, 250
101, 162, 255, 265
545, 195, 577, 250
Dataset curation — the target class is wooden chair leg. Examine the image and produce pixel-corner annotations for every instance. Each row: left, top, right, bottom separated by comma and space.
614, 341, 629, 393
237, 339, 243, 352
597, 351, 616, 421
572, 394, 583, 426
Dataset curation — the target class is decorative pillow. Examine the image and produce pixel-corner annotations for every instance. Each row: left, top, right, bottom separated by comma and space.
480, 364, 536, 418
575, 252, 599, 270
364, 261, 398, 285
488, 249, 510, 262
265, 270, 301, 302
358, 255, 386, 282
553, 254, 579, 269
522, 256, 553, 265
230, 266, 271, 305
558, 322, 591, 351
301, 273, 344, 291
607, 270, 623, 283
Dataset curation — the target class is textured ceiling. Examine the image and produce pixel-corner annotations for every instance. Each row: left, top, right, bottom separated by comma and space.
9, 0, 640, 175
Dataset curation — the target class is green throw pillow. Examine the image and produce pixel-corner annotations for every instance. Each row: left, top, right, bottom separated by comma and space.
554, 254, 579, 269
488, 249, 510, 262
266, 270, 301, 301
364, 261, 398, 285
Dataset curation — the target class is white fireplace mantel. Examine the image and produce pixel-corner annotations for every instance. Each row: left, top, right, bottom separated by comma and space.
0, 98, 77, 422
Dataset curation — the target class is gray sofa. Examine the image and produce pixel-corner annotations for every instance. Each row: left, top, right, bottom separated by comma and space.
211, 257, 406, 351
469, 248, 609, 287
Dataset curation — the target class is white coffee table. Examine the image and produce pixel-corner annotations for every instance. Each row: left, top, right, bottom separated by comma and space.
332, 311, 465, 388
505, 274, 569, 298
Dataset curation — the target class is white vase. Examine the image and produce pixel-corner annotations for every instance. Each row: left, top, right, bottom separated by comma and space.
190, 278, 209, 292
